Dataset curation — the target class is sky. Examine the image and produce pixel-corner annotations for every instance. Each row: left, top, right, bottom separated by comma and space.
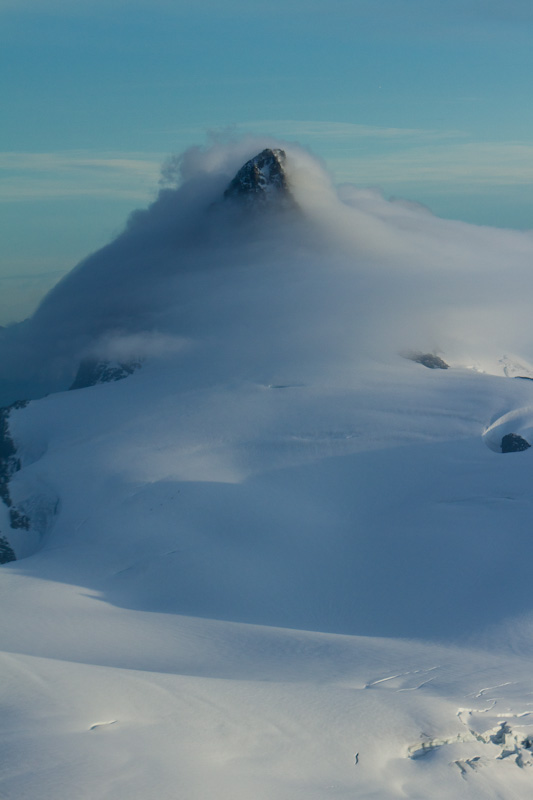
1, 0, 533, 323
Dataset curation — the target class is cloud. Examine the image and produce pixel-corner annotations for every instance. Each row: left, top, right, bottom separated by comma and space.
87, 331, 191, 362
0, 151, 162, 202
2, 135, 533, 407
326, 141, 533, 189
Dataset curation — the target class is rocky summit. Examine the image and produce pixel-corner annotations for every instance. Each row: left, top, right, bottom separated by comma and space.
223, 148, 291, 205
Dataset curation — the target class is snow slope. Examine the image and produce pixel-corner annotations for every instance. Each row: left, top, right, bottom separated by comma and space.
2, 140, 533, 799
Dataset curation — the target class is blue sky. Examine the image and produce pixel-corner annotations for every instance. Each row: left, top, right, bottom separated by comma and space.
1, 0, 533, 322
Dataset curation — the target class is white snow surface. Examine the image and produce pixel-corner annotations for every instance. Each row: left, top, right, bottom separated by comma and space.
3, 138, 533, 798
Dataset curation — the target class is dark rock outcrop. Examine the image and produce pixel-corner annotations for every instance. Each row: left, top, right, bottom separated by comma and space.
407, 353, 449, 370
223, 148, 293, 207
0, 400, 31, 561
0, 535, 16, 564
0, 401, 29, 518
501, 433, 531, 453
69, 358, 141, 391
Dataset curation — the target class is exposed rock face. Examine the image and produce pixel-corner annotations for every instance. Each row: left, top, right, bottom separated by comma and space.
0, 401, 29, 521
0, 535, 15, 564
223, 148, 292, 206
0, 400, 31, 561
407, 353, 449, 370
0, 407, 18, 511
501, 433, 531, 453
69, 358, 141, 391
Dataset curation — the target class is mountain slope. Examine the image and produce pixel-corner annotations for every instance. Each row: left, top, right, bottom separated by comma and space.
2, 140, 533, 799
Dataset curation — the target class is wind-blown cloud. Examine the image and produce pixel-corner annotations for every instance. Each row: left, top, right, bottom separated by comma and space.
1, 135, 533, 407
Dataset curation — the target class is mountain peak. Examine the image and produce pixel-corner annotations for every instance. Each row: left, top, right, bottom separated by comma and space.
223, 148, 291, 205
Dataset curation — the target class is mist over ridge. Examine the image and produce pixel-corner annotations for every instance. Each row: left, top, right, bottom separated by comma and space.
2, 135, 533, 406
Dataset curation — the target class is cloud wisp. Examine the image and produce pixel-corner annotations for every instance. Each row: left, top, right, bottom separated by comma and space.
236, 119, 466, 142
0, 151, 162, 202
327, 140, 533, 188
